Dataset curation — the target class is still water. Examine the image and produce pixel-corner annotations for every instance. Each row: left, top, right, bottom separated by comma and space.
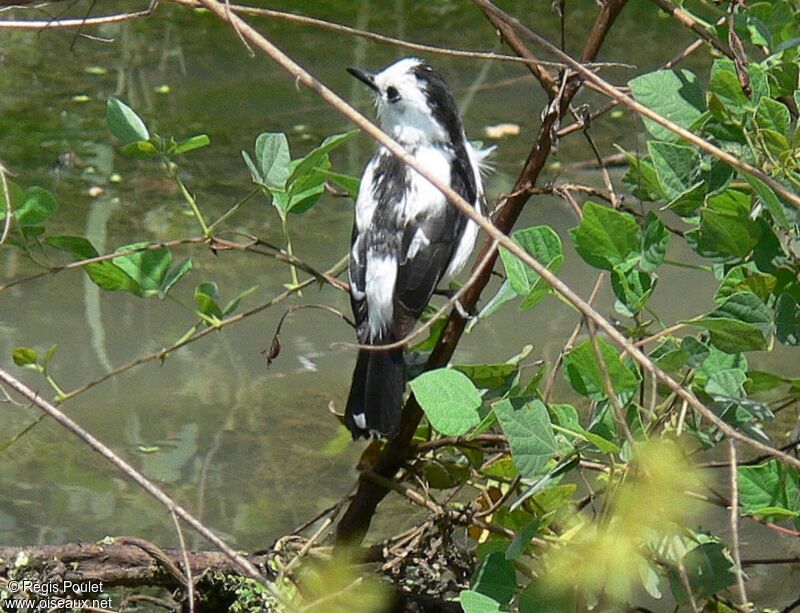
1, 0, 797, 607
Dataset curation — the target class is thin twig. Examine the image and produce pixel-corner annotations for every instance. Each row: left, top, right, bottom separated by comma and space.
0, 0, 158, 30
170, 512, 196, 613
728, 440, 750, 612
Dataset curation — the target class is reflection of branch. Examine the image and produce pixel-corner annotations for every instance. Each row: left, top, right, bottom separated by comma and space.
0, 368, 284, 605
727, 440, 750, 612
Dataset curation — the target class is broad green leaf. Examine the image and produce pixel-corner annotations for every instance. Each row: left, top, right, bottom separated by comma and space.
459, 590, 502, 613
563, 337, 641, 399
710, 291, 773, 336
410, 368, 482, 436
107, 97, 149, 144
506, 520, 540, 560
46, 236, 140, 293
746, 370, 792, 393
518, 581, 575, 613
42, 343, 57, 368
742, 173, 790, 229
221, 285, 257, 317
715, 265, 776, 303
171, 134, 211, 156
321, 170, 361, 199
16, 186, 58, 226
611, 268, 655, 316
254, 132, 291, 191
472, 280, 517, 326
286, 130, 358, 188
697, 190, 761, 258
705, 368, 746, 398
738, 460, 799, 521
493, 397, 557, 479
629, 69, 706, 142
499, 225, 563, 297
690, 318, 767, 353
619, 149, 664, 201
709, 60, 768, 117
775, 293, 800, 346
640, 212, 670, 271
113, 243, 172, 296
470, 551, 516, 604
569, 202, 641, 271
421, 459, 469, 489
286, 166, 328, 215
669, 542, 736, 602
12, 346, 38, 367
194, 282, 223, 319
665, 182, 706, 216
755, 97, 791, 135
159, 258, 193, 299
648, 141, 700, 199
454, 363, 518, 390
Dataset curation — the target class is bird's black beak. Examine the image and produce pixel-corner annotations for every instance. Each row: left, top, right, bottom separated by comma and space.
347, 67, 379, 92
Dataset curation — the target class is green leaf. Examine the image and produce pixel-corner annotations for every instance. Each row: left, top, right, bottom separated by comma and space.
410, 368, 482, 436
569, 202, 641, 271
253, 132, 291, 191
697, 190, 761, 258
121, 140, 159, 159
286, 130, 358, 188
710, 291, 773, 336
159, 258, 193, 299
454, 363, 518, 390
775, 293, 800, 346
16, 186, 58, 226
470, 551, 516, 604
12, 346, 38, 367
648, 141, 700, 199
705, 368, 746, 398
46, 236, 140, 293
738, 460, 799, 521
689, 318, 767, 353
499, 225, 563, 300
670, 542, 736, 602
563, 337, 641, 399
459, 590, 502, 613
286, 166, 328, 215
665, 182, 706, 216
640, 212, 670, 271
195, 282, 223, 319
221, 285, 257, 317
755, 97, 791, 134
107, 97, 149, 144
709, 60, 768, 117
493, 397, 557, 479
113, 243, 172, 297
629, 69, 706, 142
506, 519, 539, 560
742, 173, 790, 229
321, 170, 360, 199
171, 134, 211, 156
611, 268, 655, 316
619, 148, 664, 201
42, 344, 58, 368
715, 265, 776, 303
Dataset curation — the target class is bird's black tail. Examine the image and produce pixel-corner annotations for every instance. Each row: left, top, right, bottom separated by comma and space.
344, 345, 405, 439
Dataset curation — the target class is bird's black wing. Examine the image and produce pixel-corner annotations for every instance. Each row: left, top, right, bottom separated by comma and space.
393, 145, 476, 337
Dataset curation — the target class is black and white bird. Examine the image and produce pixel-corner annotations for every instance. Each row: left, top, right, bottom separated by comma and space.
344, 57, 490, 439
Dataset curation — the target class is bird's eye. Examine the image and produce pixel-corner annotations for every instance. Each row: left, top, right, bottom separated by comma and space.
386, 86, 400, 103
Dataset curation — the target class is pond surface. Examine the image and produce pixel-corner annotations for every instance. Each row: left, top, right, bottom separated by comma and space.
1, 0, 797, 608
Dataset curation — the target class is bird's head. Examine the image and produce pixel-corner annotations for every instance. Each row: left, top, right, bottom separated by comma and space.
347, 57, 465, 147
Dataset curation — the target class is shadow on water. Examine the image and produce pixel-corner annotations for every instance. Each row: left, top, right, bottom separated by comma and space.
0, 1, 797, 607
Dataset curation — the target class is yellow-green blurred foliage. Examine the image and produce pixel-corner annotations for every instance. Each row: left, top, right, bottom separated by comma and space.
542, 439, 701, 602
294, 550, 390, 613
